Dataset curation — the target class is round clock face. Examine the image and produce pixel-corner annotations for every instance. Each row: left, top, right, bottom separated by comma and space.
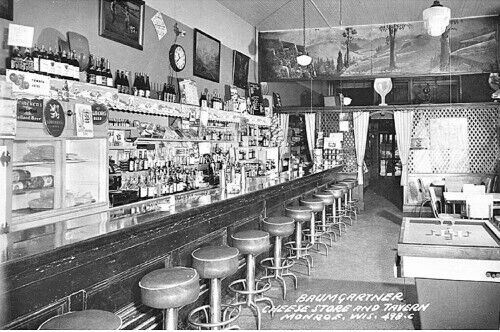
169, 44, 186, 72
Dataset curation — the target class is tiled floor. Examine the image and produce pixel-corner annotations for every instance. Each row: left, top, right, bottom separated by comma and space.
237, 177, 420, 330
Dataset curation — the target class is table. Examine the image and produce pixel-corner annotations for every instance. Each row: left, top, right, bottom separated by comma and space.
442, 192, 500, 214
397, 217, 500, 329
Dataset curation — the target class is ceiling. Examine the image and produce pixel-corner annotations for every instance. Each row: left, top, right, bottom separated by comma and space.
215, 0, 500, 32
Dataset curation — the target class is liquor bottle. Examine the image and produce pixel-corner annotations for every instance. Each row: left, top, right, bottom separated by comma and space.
95, 57, 103, 85
132, 73, 138, 96
60, 50, 69, 79
71, 50, 80, 81
32, 45, 40, 73
87, 56, 96, 84
128, 152, 135, 172
147, 176, 156, 198
139, 176, 148, 199
23, 48, 34, 72
39, 45, 50, 76
123, 71, 130, 94
137, 73, 145, 97
162, 83, 168, 102
105, 59, 113, 87
199, 92, 208, 108
53, 47, 62, 78
8, 46, 20, 70
114, 70, 122, 92
47, 46, 56, 78
144, 75, 151, 98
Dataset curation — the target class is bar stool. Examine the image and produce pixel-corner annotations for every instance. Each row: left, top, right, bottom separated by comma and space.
39, 310, 122, 330
331, 183, 353, 226
284, 205, 314, 275
188, 246, 241, 330
339, 179, 359, 220
229, 230, 274, 330
313, 190, 339, 243
260, 217, 298, 300
325, 185, 349, 233
300, 197, 329, 256
140, 267, 200, 330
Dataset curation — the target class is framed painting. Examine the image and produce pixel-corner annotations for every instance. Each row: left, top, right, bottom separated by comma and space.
193, 29, 220, 82
99, 0, 144, 50
0, 0, 13, 21
233, 50, 249, 89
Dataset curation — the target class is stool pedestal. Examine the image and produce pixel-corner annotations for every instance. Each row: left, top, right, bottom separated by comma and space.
260, 217, 298, 299
284, 205, 314, 275
188, 246, 241, 330
229, 230, 275, 330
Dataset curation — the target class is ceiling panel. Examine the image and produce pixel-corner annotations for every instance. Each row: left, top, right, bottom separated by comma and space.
216, 0, 500, 31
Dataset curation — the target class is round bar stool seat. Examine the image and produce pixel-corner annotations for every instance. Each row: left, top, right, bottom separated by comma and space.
313, 191, 334, 205
188, 246, 241, 330
231, 230, 270, 255
285, 205, 313, 223
39, 310, 122, 330
192, 246, 239, 279
229, 230, 274, 330
284, 205, 313, 275
261, 217, 298, 299
140, 267, 200, 330
300, 197, 328, 256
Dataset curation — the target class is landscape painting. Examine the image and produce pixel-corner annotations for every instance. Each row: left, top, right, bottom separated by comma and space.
194, 29, 221, 82
259, 16, 499, 81
99, 0, 144, 50
233, 50, 250, 89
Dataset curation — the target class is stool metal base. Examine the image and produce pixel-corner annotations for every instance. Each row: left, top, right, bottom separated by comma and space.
302, 229, 329, 256
188, 304, 241, 330
284, 241, 313, 275
260, 257, 298, 300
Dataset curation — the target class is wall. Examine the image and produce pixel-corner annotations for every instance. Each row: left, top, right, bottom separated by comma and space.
268, 81, 329, 106
0, 0, 257, 98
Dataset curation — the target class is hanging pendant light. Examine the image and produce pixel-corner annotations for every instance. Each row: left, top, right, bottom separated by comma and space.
423, 0, 451, 37
297, 0, 312, 66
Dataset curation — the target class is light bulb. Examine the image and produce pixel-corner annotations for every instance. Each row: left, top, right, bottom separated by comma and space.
297, 54, 312, 66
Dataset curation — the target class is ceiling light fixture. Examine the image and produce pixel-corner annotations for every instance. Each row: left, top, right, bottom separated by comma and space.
423, 0, 451, 37
297, 0, 312, 66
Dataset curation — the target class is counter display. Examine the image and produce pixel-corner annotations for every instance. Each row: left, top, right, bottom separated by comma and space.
397, 217, 500, 329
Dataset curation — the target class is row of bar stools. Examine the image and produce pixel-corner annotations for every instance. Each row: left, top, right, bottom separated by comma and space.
229, 230, 275, 330
140, 267, 200, 330
284, 205, 314, 275
39, 310, 122, 330
300, 197, 329, 256
188, 246, 241, 330
260, 217, 298, 300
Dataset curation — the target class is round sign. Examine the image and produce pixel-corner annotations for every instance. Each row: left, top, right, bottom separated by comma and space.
92, 103, 108, 125
43, 99, 65, 137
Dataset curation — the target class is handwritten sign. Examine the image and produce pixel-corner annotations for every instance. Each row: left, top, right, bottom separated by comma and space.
43, 99, 65, 137
17, 98, 43, 122
7, 23, 34, 48
262, 292, 430, 322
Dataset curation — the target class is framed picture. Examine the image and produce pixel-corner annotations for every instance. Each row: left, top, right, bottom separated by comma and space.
99, 0, 144, 50
193, 29, 221, 82
232, 50, 249, 89
0, 0, 13, 21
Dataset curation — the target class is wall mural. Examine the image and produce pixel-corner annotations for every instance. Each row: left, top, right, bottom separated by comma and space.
259, 16, 499, 81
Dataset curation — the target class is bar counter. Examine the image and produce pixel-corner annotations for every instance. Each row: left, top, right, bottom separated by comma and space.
1, 166, 347, 329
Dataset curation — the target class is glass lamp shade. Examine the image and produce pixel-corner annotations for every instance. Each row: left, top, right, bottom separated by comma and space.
374, 78, 393, 106
423, 3, 451, 36
297, 54, 312, 66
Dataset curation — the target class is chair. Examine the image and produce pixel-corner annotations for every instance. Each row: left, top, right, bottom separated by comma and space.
429, 187, 461, 224
466, 194, 493, 220
417, 178, 431, 217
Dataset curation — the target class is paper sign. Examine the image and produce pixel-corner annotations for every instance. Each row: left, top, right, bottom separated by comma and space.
8, 24, 34, 48
151, 11, 167, 40
6, 70, 51, 96
0, 99, 17, 137
198, 142, 211, 155
43, 99, 65, 137
74, 103, 94, 137
199, 109, 209, 127
339, 120, 350, 132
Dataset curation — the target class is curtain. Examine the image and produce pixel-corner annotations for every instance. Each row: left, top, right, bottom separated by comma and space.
353, 112, 370, 185
304, 113, 316, 161
394, 110, 414, 186
279, 113, 289, 150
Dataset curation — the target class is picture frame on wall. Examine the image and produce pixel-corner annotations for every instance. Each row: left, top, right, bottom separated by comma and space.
193, 29, 221, 83
232, 50, 249, 89
0, 0, 13, 21
99, 0, 144, 50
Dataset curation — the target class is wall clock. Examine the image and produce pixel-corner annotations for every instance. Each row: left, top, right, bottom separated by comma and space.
169, 44, 186, 72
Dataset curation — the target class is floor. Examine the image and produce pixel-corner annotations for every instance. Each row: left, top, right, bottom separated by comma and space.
237, 176, 421, 330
